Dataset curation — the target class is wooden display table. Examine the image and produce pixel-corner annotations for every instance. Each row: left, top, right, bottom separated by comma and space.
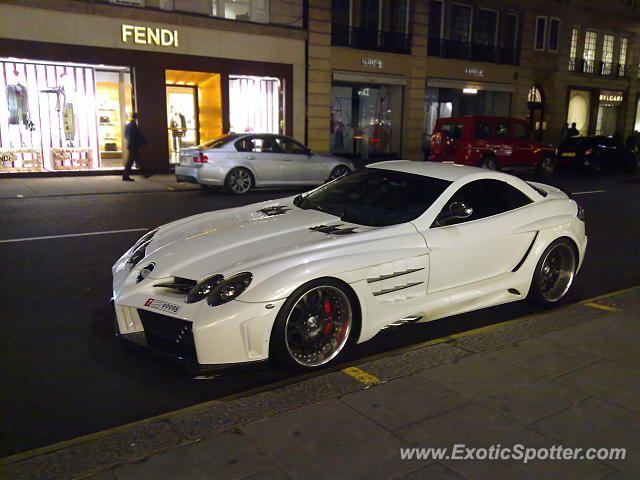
0, 148, 44, 172
51, 148, 93, 170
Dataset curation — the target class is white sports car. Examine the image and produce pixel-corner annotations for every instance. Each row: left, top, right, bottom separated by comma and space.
112, 161, 587, 370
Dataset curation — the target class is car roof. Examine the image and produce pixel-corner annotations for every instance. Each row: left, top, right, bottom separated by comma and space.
368, 160, 494, 181
436, 116, 524, 123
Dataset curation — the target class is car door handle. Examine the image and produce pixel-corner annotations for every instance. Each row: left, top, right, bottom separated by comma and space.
246, 155, 256, 160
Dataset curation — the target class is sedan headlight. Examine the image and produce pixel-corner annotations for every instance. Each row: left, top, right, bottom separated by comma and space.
206, 272, 253, 306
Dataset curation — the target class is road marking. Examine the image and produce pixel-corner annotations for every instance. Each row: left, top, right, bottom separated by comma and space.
342, 366, 381, 387
0, 228, 149, 244
571, 190, 606, 195
584, 302, 623, 312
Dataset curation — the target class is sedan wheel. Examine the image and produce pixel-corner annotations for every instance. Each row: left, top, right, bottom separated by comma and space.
271, 279, 354, 370
537, 156, 555, 177
529, 239, 576, 304
225, 168, 253, 194
328, 165, 351, 182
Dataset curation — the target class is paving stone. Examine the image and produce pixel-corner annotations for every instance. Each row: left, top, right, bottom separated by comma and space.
487, 336, 602, 377
241, 399, 416, 480
341, 375, 471, 431
530, 397, 640, 476
537, 314, 634, 348
360, 342, 471, 381
554, 360, 640, 414
82, 469, 119, 480
574, 332, 640, 367
416, 354, 540, 400
114, 431, 275, 480
474, 376, 588, 425
241, 468, 290, 480
271, 371, 364, 410
401, 462, 468, 480
602, 471, 638, 480
395, 403, 526, 447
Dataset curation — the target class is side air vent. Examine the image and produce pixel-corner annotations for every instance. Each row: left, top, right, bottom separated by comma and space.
153, 277, 197, 294
382, 315, 422, 329
309, 224, 358, 235
259, 206, 290, 216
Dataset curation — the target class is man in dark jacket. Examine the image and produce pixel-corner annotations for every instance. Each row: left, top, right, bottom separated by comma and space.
123, 112, 148, 181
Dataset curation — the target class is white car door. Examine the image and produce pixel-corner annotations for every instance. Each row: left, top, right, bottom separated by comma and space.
421, 179, 537, 293
236, 135, 287, 185
273, 136, 326, 183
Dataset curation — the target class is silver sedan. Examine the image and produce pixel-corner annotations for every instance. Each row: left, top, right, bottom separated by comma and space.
175, 133, 355, 194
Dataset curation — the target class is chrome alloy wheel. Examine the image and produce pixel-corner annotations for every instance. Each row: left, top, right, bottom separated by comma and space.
539, 243, 576, 302
328, 165, 351, 181
284, 285, 352, 367
227, 168, 252, 194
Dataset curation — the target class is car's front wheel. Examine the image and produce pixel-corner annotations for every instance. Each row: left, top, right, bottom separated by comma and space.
528, 238, 577, 304
270, 278, 356, 370
224, 167, 253, 194
327, 165, 351, 182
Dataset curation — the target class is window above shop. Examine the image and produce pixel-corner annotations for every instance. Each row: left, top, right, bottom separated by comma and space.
568, 29, 629, 78
427, 4, 521, 66
534, 16, 559, 52
331, 0, 412, 54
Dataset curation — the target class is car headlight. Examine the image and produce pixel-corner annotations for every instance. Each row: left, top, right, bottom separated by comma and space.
206, 272, 253, 306
185, 274, 224, 304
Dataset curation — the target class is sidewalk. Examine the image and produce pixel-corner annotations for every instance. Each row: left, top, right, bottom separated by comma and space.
0, 173, 200, 199
1, 287, 638, 480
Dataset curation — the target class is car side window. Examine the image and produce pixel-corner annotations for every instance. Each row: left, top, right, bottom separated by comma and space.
513, 123, 527, 140
275, 137, 308, 154
432, 179, 533, 227
473, 122, 491, 140
441, 122, 464, 140
495, 122, 510, 139
235, 138, 252, 152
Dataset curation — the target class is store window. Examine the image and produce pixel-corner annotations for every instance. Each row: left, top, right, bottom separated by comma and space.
1, 59, 132, 173
331, 83, 402, 162
567, 89, 591, 136
229, 75, 281, 135
596, 90, 623, 136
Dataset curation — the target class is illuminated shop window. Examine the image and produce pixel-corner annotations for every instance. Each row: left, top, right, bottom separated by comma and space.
229, 75, 281, 134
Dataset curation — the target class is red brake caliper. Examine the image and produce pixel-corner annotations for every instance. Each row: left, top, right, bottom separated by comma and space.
324, 301, 332, 334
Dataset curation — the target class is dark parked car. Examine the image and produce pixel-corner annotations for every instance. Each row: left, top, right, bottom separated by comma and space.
558, 136, 637, 174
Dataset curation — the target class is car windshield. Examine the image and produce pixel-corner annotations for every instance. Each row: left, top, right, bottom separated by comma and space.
294, 168, 451, 227
198, 134, 239, 149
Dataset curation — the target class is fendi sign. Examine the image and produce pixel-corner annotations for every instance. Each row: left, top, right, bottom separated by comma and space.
121, 24, 179, 47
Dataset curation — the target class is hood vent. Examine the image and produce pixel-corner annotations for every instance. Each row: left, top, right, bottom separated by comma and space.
309, 224, 358, 235
259, 206, 290, 216
153, 277, 197, 294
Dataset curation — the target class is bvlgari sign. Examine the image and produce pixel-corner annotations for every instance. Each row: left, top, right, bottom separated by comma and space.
121, 24, 179, 47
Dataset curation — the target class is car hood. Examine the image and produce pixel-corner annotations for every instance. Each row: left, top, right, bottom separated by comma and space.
139, 197, 374, 281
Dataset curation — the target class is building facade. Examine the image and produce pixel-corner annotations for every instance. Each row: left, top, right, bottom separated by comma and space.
1, 0, 639, 175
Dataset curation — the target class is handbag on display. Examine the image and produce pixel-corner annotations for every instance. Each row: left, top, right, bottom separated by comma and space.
104, 142, 117, 151
99, 116, 110, 124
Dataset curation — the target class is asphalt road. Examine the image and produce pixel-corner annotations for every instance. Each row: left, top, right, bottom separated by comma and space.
1, 170, 639, 456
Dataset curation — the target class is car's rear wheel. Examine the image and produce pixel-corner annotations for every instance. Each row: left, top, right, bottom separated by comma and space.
479, 155, 497, 171
224, 167, 253, 194
270, 279, 355, 370
536, 156, 555, 177
623, 153, 638, 174
327, 165, 351, 182
528, 238, 577, 304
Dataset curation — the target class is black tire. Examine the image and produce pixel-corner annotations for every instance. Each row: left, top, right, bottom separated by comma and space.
536, 156, 555, 177
622, 154, 638, 174
528, 238, 577, 305
270, 278, 357, 370
327, 165, 351, 182
224, 167, 253, 194
478, 155, 497, 171
586, 155, 602, 175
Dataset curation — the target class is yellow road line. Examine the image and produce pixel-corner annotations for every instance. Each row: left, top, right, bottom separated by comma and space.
584, 302, 623, 312
342, 366, 381, 387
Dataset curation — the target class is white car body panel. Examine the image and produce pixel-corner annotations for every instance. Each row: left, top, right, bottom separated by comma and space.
113, 161, 587, 367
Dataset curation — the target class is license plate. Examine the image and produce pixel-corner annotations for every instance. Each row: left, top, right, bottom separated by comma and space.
561, 152, 576, 157
144, 298, 181, 314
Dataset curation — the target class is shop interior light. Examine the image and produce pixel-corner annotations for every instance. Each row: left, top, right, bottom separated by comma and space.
463, 88, 478, 94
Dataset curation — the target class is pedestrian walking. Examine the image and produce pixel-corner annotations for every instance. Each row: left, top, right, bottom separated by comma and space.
123, 112, 148, 181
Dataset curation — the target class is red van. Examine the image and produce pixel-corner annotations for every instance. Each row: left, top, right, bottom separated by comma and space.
429, 116, 557, 176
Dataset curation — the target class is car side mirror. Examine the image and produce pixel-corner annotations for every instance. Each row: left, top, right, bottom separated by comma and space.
435, 201, 474, 227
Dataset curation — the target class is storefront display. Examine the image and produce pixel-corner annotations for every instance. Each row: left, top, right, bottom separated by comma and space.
0, 59, 132, 173
330, 83, 402, 161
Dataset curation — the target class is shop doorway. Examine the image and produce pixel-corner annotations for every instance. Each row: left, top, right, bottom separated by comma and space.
165, 70, 222, 164
527, 85, 544, 141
